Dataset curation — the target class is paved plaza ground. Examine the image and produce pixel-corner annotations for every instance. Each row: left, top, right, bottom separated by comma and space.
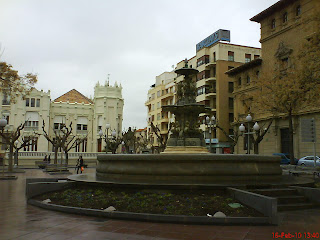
0, 168, 320, 240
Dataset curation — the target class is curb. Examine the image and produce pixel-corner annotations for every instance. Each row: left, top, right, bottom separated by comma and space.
28, 199, 271, 225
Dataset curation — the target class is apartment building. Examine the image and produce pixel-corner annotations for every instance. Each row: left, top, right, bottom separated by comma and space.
226, 0, 320, 157
0, 81, 123, 154
147, 29, 261, 153
145, 72, 176, 149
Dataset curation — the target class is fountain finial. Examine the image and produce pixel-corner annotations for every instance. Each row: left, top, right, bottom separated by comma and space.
184, 58, 188, 68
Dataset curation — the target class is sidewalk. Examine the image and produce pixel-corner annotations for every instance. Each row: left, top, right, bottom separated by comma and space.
0, 169, 319, 240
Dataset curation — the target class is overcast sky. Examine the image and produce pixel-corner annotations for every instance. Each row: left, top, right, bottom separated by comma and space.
0, 0, 279, 130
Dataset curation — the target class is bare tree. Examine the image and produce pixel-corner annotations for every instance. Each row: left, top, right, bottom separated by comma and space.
150, 122, 173, 153
62, 133, 87, 166
0, 123, 26, 172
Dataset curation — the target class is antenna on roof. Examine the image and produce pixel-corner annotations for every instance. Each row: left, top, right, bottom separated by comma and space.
106, 74, 110, 86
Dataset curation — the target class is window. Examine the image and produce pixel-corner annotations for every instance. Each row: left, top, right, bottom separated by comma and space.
151, 104, 154, 111
247, 76, 251, 84
157, 102, 160, 109
197, 70, 210, 81
36, 99, 40, 107
77, 124, 87, 131
2, 94, 10, 105
54, 123, 65, 130
229, 113, 234, 123
25, 112, 39, 129
23, 137, 38, 151
296, 5, 301, 16
4, 115, 9, 125
283, 12, 288, 23
228, 82, 234, 93
31, 98, 35, 107
228, 51, 234, 61
157, 91, 160, 97
245, 54, 251, 63
229, 129, 234, 136
213, 52, 216, 62
26, 98, 30, 107
157, 113, 160, 120
238, 77, 242, 86
228, 98, 234, 109
254, 55, 260, 59
271, 19, 276, 29
77, 117, 88, 131
76, 139, 87, 152
25, 121, 39, 128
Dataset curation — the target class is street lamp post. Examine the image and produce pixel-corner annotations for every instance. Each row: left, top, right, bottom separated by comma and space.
205, 115, 216, 153
14, 140, 19, 168
239, 114, 260, 154
0, 118, 8, 175
246, 114, 252, 154
98, 123, 111, 153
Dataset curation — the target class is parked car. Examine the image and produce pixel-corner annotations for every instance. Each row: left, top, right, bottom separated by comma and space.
297, 156, 320, 167
272, 153, 298, 165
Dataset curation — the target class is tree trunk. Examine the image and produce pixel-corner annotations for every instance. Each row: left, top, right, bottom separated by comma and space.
254, 141, 259, 154
8, 144, 14, 172
54, 148, 58, 164
65, 152, 69, 166
288, 112, 295, 165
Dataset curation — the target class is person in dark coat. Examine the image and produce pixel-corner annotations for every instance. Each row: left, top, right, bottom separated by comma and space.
76, 156, 84, 174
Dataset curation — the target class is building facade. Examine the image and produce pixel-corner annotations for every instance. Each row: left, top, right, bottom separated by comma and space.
227, 0, 320, 158
0, 81, 123, 155
146, 32, 261, 153
145, 72, 176, 150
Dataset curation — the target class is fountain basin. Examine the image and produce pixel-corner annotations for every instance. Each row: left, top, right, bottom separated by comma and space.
95, 154, 282, 185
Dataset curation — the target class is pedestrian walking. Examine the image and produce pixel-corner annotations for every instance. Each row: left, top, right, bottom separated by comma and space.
76, 156, 84, 174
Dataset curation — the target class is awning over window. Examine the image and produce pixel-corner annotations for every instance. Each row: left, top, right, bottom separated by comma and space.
25, 112, 39, 121
54, 115, 66, 123
98, 116, 102, 127
77, 117, 88, 125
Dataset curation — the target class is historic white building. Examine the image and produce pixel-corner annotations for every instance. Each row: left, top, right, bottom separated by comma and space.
0, 81, 123, 156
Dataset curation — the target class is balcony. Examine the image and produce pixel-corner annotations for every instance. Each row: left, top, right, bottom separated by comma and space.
205, 61, 216, 68
76, 130, 88, 135
161, 92, 174, 100
24, 126, 39, 132
205, 76, 216, 82
205, 89, 216, 98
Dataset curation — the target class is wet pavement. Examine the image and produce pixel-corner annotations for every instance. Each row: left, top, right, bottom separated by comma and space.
0, 168, 320, 240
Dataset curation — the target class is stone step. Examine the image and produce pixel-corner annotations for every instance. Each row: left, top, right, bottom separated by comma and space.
278, 202, 315, 212
252, 188, 298, 197
277, 195, 308, 204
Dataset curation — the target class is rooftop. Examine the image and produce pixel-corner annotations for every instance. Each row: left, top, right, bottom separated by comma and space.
53, 89, 93, 104
225, 58, 262, 76
250, 0, 299, 23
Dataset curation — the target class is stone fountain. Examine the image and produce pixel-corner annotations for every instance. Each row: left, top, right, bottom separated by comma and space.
69, 59, 285, 187
162, 59, 209, 154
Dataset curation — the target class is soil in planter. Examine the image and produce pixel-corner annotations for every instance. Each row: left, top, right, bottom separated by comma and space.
34, 185, 263, 217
